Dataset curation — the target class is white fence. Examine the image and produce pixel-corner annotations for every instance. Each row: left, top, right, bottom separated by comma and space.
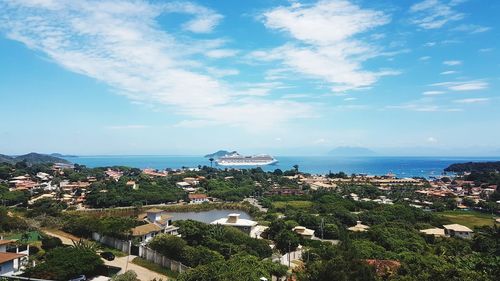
139, 246, 190, 273
91, 232, 190, 274
92, 232, 131, 254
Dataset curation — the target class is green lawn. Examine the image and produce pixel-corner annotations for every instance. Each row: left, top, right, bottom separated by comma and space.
5, 231, 42, 242
437, 210, 497, 229
272, 200, 313, 209
132, 257, 178, 279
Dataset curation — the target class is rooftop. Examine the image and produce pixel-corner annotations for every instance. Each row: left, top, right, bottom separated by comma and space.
0, 252, 26, 264
443, 224, 473, 232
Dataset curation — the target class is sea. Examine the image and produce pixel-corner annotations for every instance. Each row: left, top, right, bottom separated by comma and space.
62, 155, 500, 178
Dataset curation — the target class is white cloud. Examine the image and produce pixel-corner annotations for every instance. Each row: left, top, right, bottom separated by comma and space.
453, 98, 490, 104
432, 80, 489, 91
424, 41, 436, 47
422, 91, 446, 96
427, 136, 437, 143
419, 56, 431, 61
440, 70, 457, 75
410, 0, 465, 29
163, 2, 223, 33
282, 94, 309, 99
479, 48, 493, 53
205, 49, 239, 58
255, 0, 396, 92
443, 60, 462, 66
453, 24, 491, 34
0, 0, 314, 131
344, 97, 357, 101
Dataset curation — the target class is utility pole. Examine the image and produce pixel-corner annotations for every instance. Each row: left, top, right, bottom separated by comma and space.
288, 241, 291, 268
320, 218, 324, 239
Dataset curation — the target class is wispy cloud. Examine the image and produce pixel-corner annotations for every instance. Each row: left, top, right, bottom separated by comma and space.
440, 70, 458, 75
0, 0, 314, 131
453, 98, 490, 104
431, 80, 489, 91
443, 60, 462, 66
422, 91, 446, 96
452, 24, 491, 34
410, 0, 465, 29
419, 56, 431, 61
252, 0, 396, 92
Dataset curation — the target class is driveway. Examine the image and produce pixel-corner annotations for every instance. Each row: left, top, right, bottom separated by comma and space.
43, 230, 170, 280
104, 255, 170, 281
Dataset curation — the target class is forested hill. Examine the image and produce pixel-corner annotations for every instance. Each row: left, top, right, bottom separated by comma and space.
444, 161, 500, 173
0, 152, 71, 165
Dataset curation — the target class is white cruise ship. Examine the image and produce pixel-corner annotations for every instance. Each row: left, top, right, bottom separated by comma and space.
215, 152, 278, 166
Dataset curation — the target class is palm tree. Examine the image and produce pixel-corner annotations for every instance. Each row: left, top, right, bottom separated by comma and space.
293, 164, 299, 174
209, 158, 214, 168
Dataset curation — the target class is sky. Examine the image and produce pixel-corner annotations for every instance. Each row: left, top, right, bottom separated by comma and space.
0, 0, 499, 156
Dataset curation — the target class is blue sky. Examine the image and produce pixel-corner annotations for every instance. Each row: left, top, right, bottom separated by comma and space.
0, 0, 499, 156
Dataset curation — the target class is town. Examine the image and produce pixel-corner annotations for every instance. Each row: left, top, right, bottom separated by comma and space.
1, 158, 499, 281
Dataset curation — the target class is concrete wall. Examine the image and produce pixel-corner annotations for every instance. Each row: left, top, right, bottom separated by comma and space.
0, 260, 15, 276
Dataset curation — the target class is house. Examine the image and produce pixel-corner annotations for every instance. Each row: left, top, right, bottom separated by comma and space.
348, 221, 370, 232
0, 240, 29, 276
443, 224, 474, 239
292, 226, 315, 239
419, 228, 446, 237
0, 252, 26, 276
132, 209, 179, 244
175, 181, 191, 189
188, 194, 209, 204
211, 214, 257, 235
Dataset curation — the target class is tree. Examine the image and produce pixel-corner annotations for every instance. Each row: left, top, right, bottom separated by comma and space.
209, 158, 214, 167
274, 230, 300, 254
177, 255, 287, 281
149, 234, 188, 259
293, 164, 299, 173
111, 271, 140, 281
26, 247, 103, 281
41, 236, 63, 251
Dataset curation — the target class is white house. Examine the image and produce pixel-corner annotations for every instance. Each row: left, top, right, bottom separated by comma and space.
211, 214, 257, 235
0, 240, 29, 276
132, 209, 179, 244
292, 226, 315, 239
188, 193, 209, 204
443, 224, 474, 239
0, 252, 26, 276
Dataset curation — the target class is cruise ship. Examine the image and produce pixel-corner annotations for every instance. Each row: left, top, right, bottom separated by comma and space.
215, 152, 278, 166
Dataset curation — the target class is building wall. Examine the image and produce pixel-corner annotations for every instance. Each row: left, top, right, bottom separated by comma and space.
0, 260, 15, 276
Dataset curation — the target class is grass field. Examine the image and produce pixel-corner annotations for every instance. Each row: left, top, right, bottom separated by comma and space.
272, 200, 313, 209
132, 257, 178, 279
437, 210, 497, 229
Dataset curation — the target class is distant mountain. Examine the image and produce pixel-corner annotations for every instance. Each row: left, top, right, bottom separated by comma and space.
50, 153, 78, 158
205, 150, 235, 158
328, 146, 376, 156
445, 161, 500, 173
0, 152, 71, 165
0, 154, 15, 164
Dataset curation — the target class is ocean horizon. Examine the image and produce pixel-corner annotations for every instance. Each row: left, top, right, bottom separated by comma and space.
62, 155, 500, 178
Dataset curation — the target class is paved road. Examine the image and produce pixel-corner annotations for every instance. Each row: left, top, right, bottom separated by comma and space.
244, 198, 268, 213
104, 255, 170, 281
43, 229, 79, 245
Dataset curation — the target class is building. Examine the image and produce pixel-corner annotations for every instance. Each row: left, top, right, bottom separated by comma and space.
131, 209, 179, 243
211, 214, 257, 235
292, 226, 315, 239
0, 240, 29, 276
443, 224, 474, 239
0, 252, 26, 276
348, 221, 370, 232
419, 228, 446, 237
188, 193, 209, 204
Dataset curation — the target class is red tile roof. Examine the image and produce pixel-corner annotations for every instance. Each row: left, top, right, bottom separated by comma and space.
0, 252, 26, 264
